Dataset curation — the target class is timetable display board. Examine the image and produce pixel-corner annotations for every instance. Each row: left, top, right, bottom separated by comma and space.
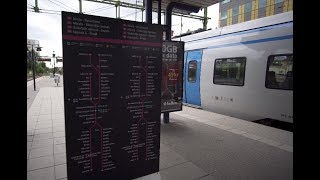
62, 11, 162, 180
161, 41, 184, 113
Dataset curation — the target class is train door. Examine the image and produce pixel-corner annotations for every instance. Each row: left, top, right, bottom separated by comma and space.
185, 50, 202, 106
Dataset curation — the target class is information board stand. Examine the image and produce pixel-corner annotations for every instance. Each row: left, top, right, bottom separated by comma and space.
161, 41, 184, 113
62, 11, 162, 180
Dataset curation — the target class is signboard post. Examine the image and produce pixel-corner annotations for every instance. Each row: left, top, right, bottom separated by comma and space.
62, 11, 162, 180
161, 41, 184, 113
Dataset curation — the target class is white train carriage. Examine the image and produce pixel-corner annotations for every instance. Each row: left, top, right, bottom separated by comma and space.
174, 11, 293, 123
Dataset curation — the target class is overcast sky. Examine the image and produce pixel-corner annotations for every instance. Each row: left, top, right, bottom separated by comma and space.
27, 0, 219, 57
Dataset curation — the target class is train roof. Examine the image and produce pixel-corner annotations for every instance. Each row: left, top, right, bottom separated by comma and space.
173, 11, 293, 43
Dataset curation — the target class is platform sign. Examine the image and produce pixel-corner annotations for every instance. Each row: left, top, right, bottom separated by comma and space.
161, 41, 184, 112
62, 11, 162, 180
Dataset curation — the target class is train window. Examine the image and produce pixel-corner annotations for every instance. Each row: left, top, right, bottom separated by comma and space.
266, 54, 293, 90
188, 61, 197, 83
213, 57, 246, 86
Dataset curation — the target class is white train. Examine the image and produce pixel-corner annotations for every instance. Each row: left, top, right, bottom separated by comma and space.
173, 11, 293, 123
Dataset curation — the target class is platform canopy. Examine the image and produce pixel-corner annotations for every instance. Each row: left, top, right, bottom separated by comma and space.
152, 0, 221, 14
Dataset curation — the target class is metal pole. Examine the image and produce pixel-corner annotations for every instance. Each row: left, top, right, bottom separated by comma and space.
53, 51, 56, 75
158, 0, 161, 24
142, 9, 143, 22
203, 7, 208, 30
145, 0, 152, 23
79, 0, 82, 14
32, 45, 36, 91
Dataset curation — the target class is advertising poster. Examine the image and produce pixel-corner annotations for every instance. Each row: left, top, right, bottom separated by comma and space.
62, 11, 162, 180
161, 41, 184, 113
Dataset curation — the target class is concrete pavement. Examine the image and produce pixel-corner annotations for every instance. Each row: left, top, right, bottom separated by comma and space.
27, 76, 292, 180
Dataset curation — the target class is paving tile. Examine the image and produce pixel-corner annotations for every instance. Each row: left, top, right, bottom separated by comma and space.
159, 162, 208, 180
160, 143, 171, 154
55, 164, 67, 180
258, 138, 282, 147
27, 142, 32, 150
54, 153, 66, 165
36, 121, 53, 126
53, 131, 65, 138
27, 167, 55, 180
28, 135, 34, 142
27, 129, 35, 136
30, 146, 54, 159
278, 144, 293, 153
31, 139, 54, 149
52, 114, 64, 120
28, 111, 40, 116
33, 133, 53, 141
160, 149, 188, 170
198, 174, 216, 180
227, 128, 247, 135
38, 115, 52, 121
27, 123, 36, 129
54, 137, 66, 145
54, 144, 66, 154
53, 126, 65, 132
27, 115, 38, 121
53, 122, 65, 127
36, 123, 53, 129
241, 133, 263, 141
27, 155, 54, 171
27, 149, 31, 159
35, 128, 53, 135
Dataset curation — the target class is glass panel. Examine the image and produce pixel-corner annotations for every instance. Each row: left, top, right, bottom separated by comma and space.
213, 57, 246, 86
221, 11, 227, 20
188, 61, 197, 83
266, 54, 293, 90
245, 2, 252, 13
222, 0, 231, 4
275, 0, 284, 4
233, 6, 239, 16
259, 0, 267, 8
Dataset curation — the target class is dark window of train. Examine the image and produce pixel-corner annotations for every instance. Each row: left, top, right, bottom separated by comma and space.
213, 57, 246, 86
266, 54, 293, 90
188, 61, 197, 83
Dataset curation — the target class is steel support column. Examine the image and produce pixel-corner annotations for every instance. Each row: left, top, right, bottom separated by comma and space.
144, 0, 152, 23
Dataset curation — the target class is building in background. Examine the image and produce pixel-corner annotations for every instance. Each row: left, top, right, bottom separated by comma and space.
219, 0, 292, 27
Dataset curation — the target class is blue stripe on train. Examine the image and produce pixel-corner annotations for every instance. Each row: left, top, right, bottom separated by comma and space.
205, 35, 293, 50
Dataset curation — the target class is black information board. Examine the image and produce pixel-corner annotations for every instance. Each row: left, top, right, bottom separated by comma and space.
62, 11, 162, 180
161, 41, 184, 113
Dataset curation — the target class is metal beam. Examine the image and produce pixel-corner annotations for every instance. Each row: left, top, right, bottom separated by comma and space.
165, 2, 200, 40
83, 0, 209, 20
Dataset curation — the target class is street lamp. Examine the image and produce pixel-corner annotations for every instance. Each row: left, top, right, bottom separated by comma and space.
27, 43, 42, 91
53, 51, 56, 75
